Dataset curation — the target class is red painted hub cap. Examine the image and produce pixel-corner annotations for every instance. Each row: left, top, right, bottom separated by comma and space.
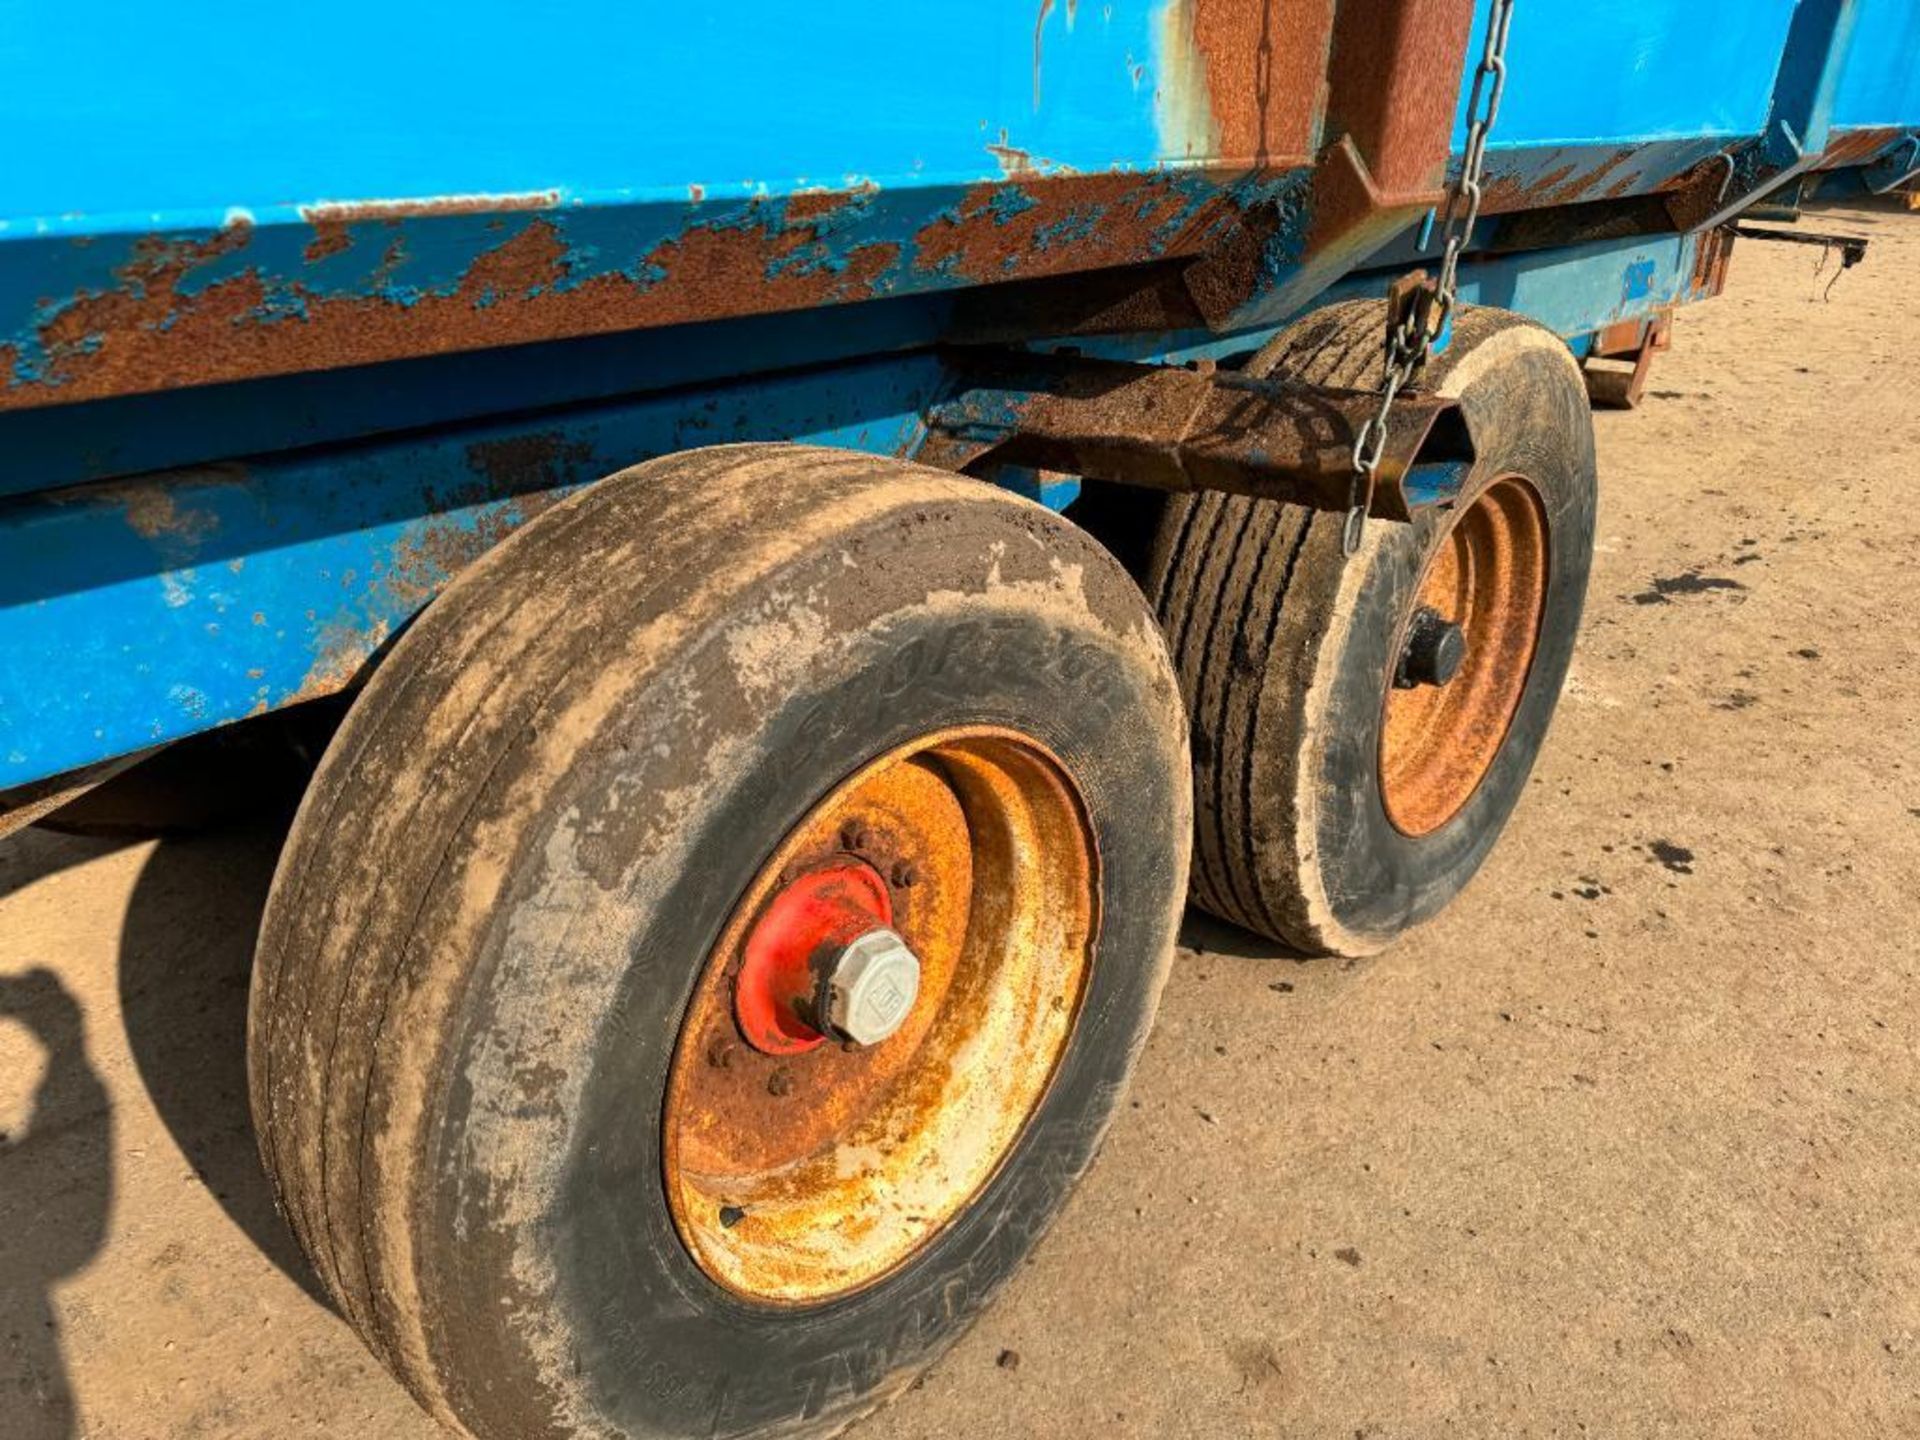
732, 861, 894, 1054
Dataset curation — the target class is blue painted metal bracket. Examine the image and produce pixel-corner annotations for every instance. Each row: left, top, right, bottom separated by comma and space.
1685, 0, 1862, 230
1864, 132, 1920, 191
1068, 227, 1721, 373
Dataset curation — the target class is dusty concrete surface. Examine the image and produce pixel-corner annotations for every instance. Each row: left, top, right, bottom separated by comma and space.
3, 204, 1917, 1440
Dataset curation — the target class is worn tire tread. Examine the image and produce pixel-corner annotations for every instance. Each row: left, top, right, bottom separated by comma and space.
1150, 301, 1583, 953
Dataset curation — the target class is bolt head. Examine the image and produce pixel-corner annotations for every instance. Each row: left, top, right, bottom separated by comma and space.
822, 928, 922, 1047
1395, 605, 1467, 689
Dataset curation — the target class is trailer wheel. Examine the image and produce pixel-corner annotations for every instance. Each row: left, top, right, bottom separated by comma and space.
248, 444, 1188, 1440
1150, 302, 1595, 956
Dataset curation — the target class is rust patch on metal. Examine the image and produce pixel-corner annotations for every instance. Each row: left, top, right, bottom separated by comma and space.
1690, 225, 1735, 299
383, 487, 573, 612
1479, 161, 1578, 215
9, 210, 905, 414
1583, 310, 1672, 410
297, 616, 390, 701
287, 479, 575, 708
1601, 158, 1653, 201
642, 220, 901, 317
462, 431, 596, 494
912, 174, 1231, 285
1552, 147, 1636, 205
303, 223, 355, 264
783, 188, 867, 223
985, 136, 1039, 177
33, 221, 258, 404
1479, 143, 1701, 218
927, 348, 1472, 519
1191, 0, 1470, 332
1178, 187, 1293, 325
1160, 0, 1331, 166
1650, 156, 1719, 198
1322, 0, 1476, 194
1815, 125, 1905, 172
115, 486, 222, 544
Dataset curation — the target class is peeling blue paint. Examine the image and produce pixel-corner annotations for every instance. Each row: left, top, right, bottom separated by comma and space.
0, 219, 1734, 796
0, 165, 1321, 408
1622, 259, 1658, 303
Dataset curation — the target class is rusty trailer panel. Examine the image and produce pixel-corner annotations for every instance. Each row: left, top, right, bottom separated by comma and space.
2, 0, 1913, 415
0, 221, 1749, 803
0, 0, 1917, 801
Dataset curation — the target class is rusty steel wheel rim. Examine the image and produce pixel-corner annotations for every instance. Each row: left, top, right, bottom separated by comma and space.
1379, 475, 1550, 838
662, 726, 1099, 1305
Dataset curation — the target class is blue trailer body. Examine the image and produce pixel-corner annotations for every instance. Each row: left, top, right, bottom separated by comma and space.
1837, 0, 1920, 124
1, 0, 1916, 805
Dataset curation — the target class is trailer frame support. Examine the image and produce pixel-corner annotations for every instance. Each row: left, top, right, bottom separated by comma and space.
920, 349, 1477, 522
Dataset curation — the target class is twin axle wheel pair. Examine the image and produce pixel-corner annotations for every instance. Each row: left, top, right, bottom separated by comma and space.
247, 305, 1595, 1440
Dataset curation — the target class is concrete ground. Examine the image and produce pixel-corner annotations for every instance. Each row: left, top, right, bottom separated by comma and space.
3, 203, 1917, 1440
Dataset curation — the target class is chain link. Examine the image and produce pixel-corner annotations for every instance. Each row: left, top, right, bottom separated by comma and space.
1345, 0, 1516, 555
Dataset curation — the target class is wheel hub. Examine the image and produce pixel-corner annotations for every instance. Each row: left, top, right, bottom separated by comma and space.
731, 861, 907, 1055
1394, 605, 1468, 690
662, 728, 1098, 1304
1379, 474, 1549, 837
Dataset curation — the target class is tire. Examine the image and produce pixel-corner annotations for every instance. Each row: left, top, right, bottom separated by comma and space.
1149, 302, 1596, 956
248, 444, 1189, 1440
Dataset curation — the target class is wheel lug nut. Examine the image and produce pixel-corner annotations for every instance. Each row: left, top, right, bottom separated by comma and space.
820, 927, 922, 1048
890, 860, 918, 888
706, 1038, 736, 1069
839, 820, 871, 852
1395, 605, 1467, 689
767, 1068, 795, 1096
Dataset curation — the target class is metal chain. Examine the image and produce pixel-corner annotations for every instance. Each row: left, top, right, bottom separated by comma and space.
1344, 0, 1516, 555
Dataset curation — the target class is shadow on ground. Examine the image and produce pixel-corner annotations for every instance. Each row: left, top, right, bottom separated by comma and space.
0, 967, 111, 1440
114, 818, 325, 1308
1177, 905, 1317, 967
0, 831, 133, 908
0, 805, 320, 1438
